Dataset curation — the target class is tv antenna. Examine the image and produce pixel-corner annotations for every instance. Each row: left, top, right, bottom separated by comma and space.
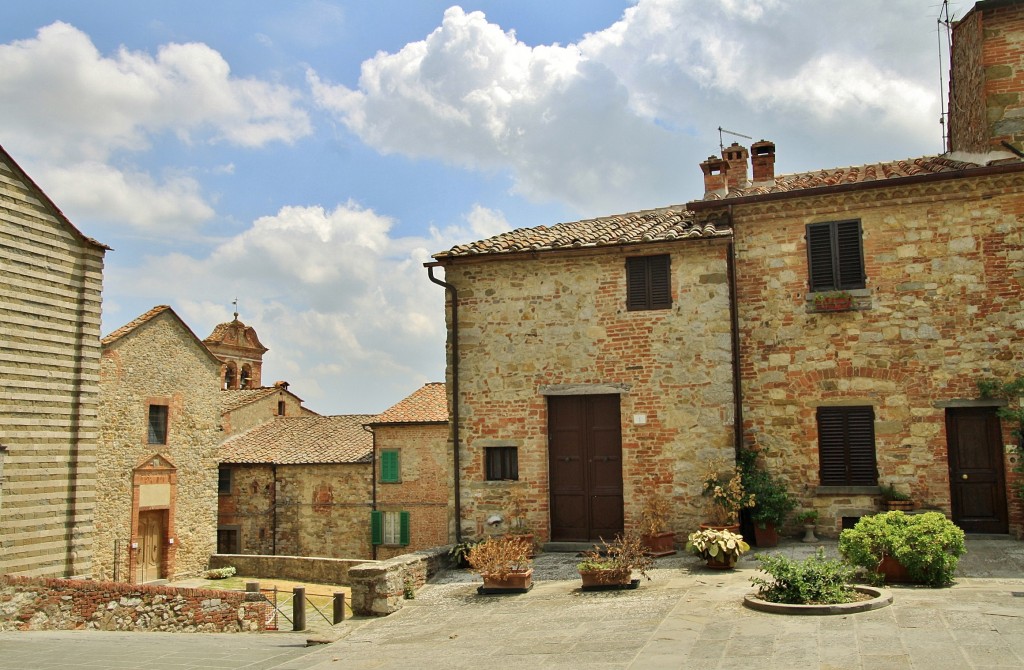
718, 126, 752, 152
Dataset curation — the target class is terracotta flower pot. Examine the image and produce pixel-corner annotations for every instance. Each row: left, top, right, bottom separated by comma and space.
578, 567, 632, 588
885, 500, 914, 512
753, 523, 778, 548
876, 555, 911, 584
704, 553, 738, 570
700, 523, 741, 534
642, 531, 676, 556
481, 569, 533, 591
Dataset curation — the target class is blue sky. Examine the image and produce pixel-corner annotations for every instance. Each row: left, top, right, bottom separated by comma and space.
0, 1, 971, 413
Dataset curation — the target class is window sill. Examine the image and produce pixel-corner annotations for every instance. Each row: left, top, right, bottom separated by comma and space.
815, 485, 881, 496
806, 288, 871, 314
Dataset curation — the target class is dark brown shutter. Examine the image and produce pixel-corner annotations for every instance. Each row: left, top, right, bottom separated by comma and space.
626, 255, 671, 311
648, 255, 671, 309
626, 257, 648, 310
807, 224, 836, 291
817, 406, 877, 486
807, 220, 865, 292
835, 220, 865, 289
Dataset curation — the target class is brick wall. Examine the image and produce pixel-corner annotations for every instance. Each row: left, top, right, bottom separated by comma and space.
442, 239, 735, 539
0, 575, 265, 632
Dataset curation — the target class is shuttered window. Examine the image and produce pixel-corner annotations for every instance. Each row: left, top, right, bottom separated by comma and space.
807, 220, 865, 291
626, 255, 672, 311
485, 447, 519, 481
371, 510, 410, 546
380, 450, 400, 483
817, 406, 877, 486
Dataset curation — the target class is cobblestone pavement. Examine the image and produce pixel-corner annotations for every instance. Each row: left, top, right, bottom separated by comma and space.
2, 537, 1023, 670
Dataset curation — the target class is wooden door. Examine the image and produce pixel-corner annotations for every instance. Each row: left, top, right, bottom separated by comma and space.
946, 408, 1008, 533
136, 510, 165, 582
548, 395, 624, 541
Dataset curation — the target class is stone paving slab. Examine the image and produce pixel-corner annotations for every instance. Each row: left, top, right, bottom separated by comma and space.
1, 537, 1022, 669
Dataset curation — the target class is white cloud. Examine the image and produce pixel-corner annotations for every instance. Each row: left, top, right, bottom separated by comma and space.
465, 205, 511, 240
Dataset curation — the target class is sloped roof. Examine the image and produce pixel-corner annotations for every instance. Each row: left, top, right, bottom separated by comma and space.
222, 387, 285, 414
204, 317, 268, 353
219, 415, 374, 465
370, 382, 448, 425
101, 306, 221, 368
434, 206, 729, 259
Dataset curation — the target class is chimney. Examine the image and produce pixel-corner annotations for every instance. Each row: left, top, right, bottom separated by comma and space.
750, 140, 776, 185
722, 142, 749, 190
700, 155, 729, 197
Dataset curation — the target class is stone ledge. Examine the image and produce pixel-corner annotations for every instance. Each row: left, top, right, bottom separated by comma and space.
743, 585, 891, 615
348, 546, 451, 617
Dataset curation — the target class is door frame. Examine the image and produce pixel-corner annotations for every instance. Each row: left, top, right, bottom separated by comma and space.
945, 406, 1009, 534
129, 453, 178, 583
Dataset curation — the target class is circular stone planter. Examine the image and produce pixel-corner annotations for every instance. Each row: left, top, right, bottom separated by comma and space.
743, 586, 892, 615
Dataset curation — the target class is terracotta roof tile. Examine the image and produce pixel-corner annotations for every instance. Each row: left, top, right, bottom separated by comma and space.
434, 206, 729, 259
219, 415, 374, 465
220, 387, 281, 414
372, 383, 447, 424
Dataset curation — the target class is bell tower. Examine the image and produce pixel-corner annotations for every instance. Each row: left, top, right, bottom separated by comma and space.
203, 303, 268, 390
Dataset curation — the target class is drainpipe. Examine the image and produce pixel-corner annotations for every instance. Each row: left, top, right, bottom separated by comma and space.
271, 464, 277, 556
426, 263, 462, 543
363, 424, 378, 560
726, 234, 744, 459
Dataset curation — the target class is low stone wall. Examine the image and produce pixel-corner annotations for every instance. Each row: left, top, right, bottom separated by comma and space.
209, 554, 367, 585
0, 575, 266, 632
349, 545, 451, 616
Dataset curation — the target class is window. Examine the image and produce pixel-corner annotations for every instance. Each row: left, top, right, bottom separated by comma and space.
224, 363, 236, 390
807, 220, 865, 292
817, 406, 877, 486
371, 510, 410, 546
217, 527, 240, 554
380, 450, 401, 483
485, 447, 519, 481
626, 255, 671, 311
240, 365, 252, 389
147, 404, 168, 445
218, 467, 232, 495
277, 400, 286, 416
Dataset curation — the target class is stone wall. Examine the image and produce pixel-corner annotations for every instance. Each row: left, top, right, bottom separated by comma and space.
222, 390, 305, 436
0, 150, 105, 578
732, 173, 1024, 535
0, 575, 265, 632
443, 240, 735, 539
218, 464, 276, 555
96, 310, 223, 582
348, 546, 449, 616
374, 423, 453, 559
209, 554, 367, 585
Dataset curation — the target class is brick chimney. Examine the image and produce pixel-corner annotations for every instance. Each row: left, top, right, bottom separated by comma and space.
750, 140, 776, 185
722, 142, 749, 190
948, 1, 1024, 153
700, 155, 729, 197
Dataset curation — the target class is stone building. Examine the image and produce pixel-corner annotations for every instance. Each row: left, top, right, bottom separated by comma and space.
366, 382, 452, 559
0, 145, 106, 578
217, 415, 374, 559
203, 311, 268, 390
221, 382, 314, 437
96, 306, 223, 583
428, 0, 1024, 540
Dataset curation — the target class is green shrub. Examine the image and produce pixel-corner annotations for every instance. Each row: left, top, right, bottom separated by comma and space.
205, 566, 236, 579
750, 548, 857, 604
838, 511, 966, 587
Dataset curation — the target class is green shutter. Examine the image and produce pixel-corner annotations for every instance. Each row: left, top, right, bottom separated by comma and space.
399, 511, 410, 546
380, 450, 400, 483
371, 510, 383, 545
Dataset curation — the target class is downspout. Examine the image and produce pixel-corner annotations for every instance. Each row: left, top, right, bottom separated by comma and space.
363, 424, 378, 560
726, 233, 744, 458
271, 464, 277, 556
426, 263, 462, 543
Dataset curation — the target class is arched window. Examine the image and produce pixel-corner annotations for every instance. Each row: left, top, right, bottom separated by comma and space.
224, 363, 237, 390
240, 365, 252, 389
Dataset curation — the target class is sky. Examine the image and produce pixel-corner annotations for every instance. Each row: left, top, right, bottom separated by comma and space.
0, 0, 971, 414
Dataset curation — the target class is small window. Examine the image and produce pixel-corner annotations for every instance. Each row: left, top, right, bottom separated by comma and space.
380, 450, 401, 483
485, 447, 519, 481
240, 365, 252, 389
224, 363, 237, 390
218, 467, 232, 495
817, 406, 877, 486
217, 527, 240, 554
147, 404, 168, 445
277, 400, 286, 416
807, 220, 866, 292
626, 255, 672, 311
371, 510, 410, 546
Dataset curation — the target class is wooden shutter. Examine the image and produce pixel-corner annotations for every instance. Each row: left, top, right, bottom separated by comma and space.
648, 255, 671, 309
370, 510, 382, 545
399, 511, 410, 546
817, 406, 877, 486
380, 450, 400, 483
626, 255, 671, 311
807, 224, 837, 291
626, 257, 649, 310
835, 220, 865, 289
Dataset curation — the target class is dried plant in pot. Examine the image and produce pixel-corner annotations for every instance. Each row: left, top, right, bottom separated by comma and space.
639, 492, 676, 556
467, 535, 534, 591
504, 488, 536, 555
701, 460, 755, 531
686, 528, 750, 570
576, 532, 654, 589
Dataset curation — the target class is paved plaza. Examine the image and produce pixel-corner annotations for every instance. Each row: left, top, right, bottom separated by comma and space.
1, 537, 1023, 669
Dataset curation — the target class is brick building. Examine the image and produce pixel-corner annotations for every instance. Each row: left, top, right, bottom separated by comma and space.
0, 145, 106, 578
366, 382, 452, 559
429, 0, 1024, 541
203, 311, 268, 390
96, 306, 223, 582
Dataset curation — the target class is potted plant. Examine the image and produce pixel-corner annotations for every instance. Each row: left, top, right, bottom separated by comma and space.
467, 535, 534, 592
504, 489, 536, 555
639, 492, 676, 556
813, 290, 853, 312
839, 511, 966, 587
701, 460, 755, 531
576, 532, 654, 589
686, 528, 750, 569
739, 447, 796, 548
797, 509, 819, 543
879, 483, 914, 512
448, 538, 481, 568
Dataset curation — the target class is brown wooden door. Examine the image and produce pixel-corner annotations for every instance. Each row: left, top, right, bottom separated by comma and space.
548, 395, 624, 541
137, 510, 166, 582
946, 408, 1008, 534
